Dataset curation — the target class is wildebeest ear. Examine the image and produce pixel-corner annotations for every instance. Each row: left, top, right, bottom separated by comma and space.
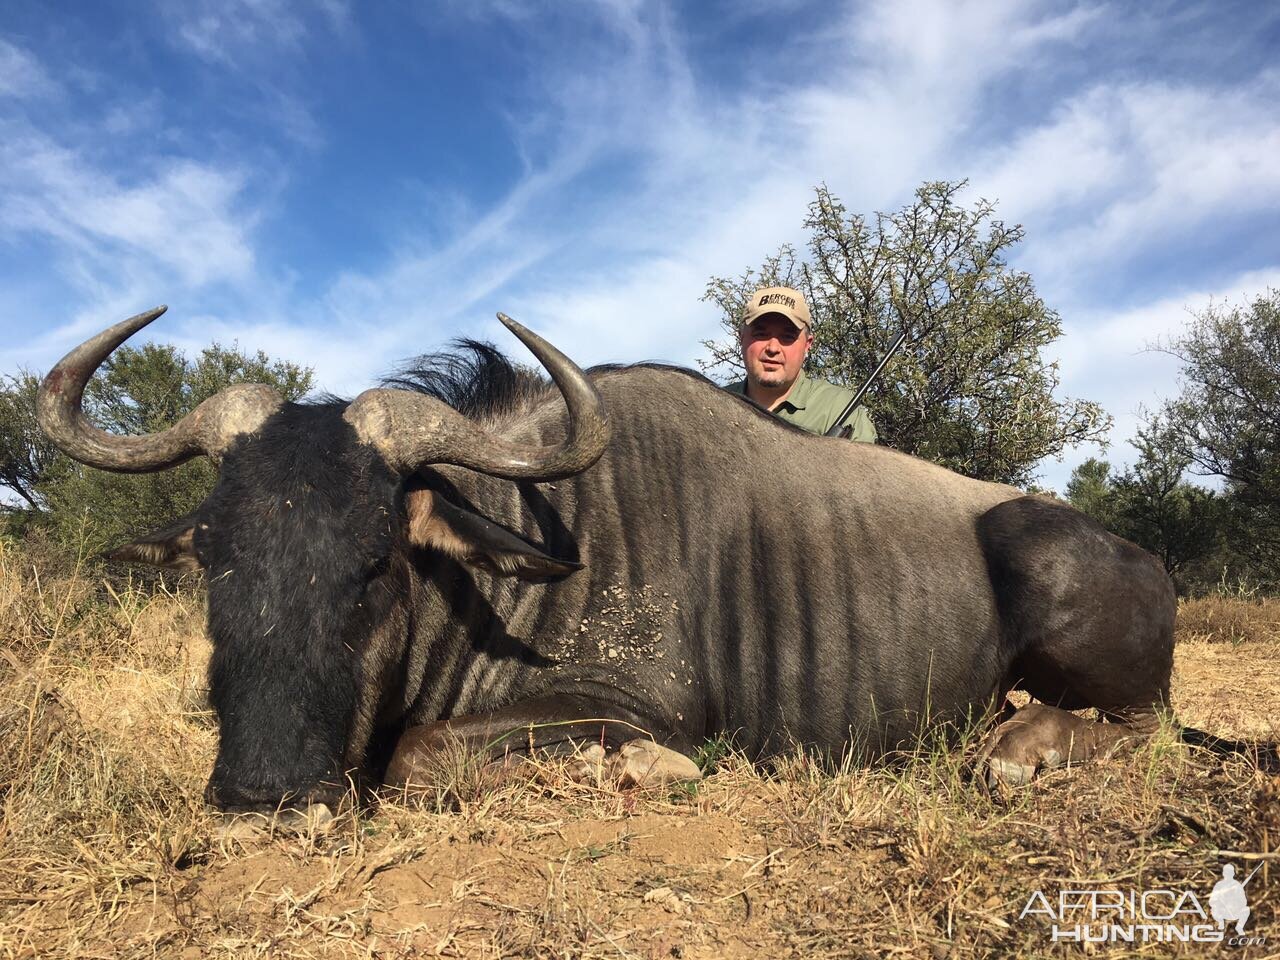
405, 489, 582, 582
105, 521, 202, 572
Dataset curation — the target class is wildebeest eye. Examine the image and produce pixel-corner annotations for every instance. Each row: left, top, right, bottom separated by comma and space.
192, 523, 211, 560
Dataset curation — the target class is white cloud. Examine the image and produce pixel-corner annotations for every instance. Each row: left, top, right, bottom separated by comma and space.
16, 0, 1108, 388
167, 0, 1268, 415
974, 70, 1280, 293
389, 0, 1109, 372
1042, 264, 1280, 491
0, 37, 56, 99
0, 128, 256, 288
163, 0, 347, 65
974, 85, 1129, 221
155, 0, 349, 148
0, 38, 266, 381
851, 0, 1098, 93
7, 0, 1280, 507
1055, 264, 1280, 386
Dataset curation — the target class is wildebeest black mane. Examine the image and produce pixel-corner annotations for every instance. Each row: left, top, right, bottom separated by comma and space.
381, 340, 551, 421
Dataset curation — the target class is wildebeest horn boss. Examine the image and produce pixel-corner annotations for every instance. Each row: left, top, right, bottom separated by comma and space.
37, 308, 1277, 815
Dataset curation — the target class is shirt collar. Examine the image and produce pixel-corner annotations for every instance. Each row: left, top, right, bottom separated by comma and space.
778, 370, 811, 411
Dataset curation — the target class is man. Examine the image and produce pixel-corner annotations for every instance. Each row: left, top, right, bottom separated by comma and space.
725, 285, 877, 441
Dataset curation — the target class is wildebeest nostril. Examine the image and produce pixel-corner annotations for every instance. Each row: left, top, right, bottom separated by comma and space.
205, 777, 345, 815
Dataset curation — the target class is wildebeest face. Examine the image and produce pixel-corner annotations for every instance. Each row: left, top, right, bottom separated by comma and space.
116, 406, 404, 810
202, 410, 403, 810
36, 306, 609, 814
112, 407, 585, 814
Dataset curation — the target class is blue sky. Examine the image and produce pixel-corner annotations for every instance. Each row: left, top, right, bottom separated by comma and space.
3, 0, 1278, 490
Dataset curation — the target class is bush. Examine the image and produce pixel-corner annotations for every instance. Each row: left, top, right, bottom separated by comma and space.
1, 340, 312, 556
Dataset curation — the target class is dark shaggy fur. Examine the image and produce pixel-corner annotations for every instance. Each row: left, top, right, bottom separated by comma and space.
381, 340, 552, 422
198, 405, 402, 809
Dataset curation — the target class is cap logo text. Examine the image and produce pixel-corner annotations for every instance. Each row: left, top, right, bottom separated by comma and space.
758, 293, 797, 309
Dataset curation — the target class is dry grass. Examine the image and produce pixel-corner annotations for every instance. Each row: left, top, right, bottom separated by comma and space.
0, 540, 1277, 958
1176, 595, 1280, 646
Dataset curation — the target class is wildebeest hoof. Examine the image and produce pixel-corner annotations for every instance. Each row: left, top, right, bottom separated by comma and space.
605, 740, 702, 787
564, 743, 607, 783
985, 755, 1047, 787
981, 703, 1094, 788
213, 802, 335, 841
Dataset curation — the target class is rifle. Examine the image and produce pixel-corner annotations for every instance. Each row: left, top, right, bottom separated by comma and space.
823, 329, 908, 439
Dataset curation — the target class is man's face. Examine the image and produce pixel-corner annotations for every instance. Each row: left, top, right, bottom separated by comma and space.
740, 314, 813, 391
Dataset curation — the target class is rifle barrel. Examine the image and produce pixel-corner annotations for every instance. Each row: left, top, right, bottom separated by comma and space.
823, 329, 909, 438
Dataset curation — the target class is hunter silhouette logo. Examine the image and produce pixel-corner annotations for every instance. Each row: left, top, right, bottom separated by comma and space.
1210, 863, 1258, 935
1019, 863, 1268, 946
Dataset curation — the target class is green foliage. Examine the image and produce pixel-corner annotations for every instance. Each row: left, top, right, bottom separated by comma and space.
1064, 458, 1116, 529
1155, 290, 1280, 586
0, 371, 55, 511
702, 181, 1111, 486
1114, 424, 1230, 586
0, 342, 313, 554
692, 733, 736, 774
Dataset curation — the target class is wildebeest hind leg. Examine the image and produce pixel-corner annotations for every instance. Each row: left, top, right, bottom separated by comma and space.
979, 496, 1177, 786
980, 702, 1160, 787
385, 693, 700, 790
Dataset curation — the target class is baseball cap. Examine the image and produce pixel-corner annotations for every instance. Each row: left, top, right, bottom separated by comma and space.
742, 286, 811, 332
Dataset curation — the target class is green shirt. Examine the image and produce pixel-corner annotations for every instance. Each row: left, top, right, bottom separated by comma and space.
725, 371, 878, 442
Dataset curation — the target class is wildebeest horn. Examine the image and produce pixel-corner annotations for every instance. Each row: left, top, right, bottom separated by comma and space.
36, 306, 283, 472
344, 313, 610, 480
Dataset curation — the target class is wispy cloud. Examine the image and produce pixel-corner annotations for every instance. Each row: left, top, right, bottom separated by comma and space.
411, 0, 1108, 367
977, 71, 1280, 294
1, 131, 255, 288
161, 0, 350, 66
155, 0, 352, 148
0, 33, 269, 370
151, 0, 1280, 428
0, 36, 56, 99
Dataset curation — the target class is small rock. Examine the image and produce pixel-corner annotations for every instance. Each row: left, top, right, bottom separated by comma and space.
644, 885, 693, 914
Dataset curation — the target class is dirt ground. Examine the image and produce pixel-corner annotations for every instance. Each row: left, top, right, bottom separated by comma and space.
1, 552, 1278, 959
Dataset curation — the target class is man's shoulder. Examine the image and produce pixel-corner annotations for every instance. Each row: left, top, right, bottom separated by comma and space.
796, 375, 855, 409
723, 379, 747, 395
796, 375, 877, 441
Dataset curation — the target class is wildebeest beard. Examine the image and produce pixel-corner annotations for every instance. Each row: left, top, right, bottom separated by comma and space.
198, 404, 403, 811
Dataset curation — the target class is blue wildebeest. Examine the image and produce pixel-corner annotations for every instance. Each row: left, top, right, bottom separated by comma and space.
36, 307, 1272, 816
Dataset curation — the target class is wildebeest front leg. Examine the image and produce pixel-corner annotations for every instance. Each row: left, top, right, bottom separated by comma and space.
385, 694, 701, 789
